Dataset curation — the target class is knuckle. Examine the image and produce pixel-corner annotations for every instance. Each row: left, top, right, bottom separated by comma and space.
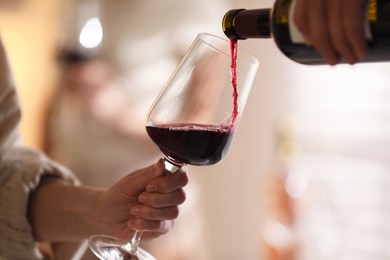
140, 206, 152, 217
147, 194, 160, 207
159, 180, 170, 191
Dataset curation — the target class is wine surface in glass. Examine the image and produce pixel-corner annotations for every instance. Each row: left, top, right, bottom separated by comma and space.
146, 123, 234, 166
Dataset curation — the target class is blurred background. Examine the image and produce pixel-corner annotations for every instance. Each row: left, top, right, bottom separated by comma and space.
2, 0, 390, 259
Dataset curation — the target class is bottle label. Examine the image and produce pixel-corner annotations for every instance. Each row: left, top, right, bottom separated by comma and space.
288, 0, 373, 44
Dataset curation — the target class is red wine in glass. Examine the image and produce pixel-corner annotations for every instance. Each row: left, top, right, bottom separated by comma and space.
146, 123, 235, 166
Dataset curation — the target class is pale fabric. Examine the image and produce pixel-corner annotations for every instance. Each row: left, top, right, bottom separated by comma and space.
0, 38, 79, 259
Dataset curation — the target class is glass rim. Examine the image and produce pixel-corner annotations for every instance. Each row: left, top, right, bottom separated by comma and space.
197, 32, 260, 66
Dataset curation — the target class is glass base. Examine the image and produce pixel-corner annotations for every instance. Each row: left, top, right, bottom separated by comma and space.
89, 235, 156, 260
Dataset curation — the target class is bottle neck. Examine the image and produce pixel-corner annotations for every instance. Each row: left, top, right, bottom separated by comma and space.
222, 8, 272, 39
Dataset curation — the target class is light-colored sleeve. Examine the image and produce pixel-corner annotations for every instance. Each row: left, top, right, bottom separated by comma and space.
0, 38, 80, 259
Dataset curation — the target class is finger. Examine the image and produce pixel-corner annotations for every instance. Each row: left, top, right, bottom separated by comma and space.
145, 169, 189, 193
128, 220, 174, 235
117, 158, 166, 194
343, 0, 368, 61
138, 189, 186, 208
130, 205, 180, 220
293, 0, 312, 44
327, 0, 358, 64
308, 0, 340, 65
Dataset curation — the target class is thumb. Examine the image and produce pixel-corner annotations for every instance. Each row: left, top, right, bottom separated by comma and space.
118, 158, 165, 194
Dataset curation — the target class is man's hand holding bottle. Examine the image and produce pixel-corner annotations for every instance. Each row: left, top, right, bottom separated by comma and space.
293, 0, 369, 65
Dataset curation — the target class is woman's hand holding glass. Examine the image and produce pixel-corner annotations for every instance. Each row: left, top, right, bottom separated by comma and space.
95, 159, 188, 242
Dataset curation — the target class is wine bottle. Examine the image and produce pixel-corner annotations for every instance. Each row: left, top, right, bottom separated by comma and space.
222, 0, 390, 65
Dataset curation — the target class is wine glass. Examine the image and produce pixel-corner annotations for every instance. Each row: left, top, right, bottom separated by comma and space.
89, 32, 259, 259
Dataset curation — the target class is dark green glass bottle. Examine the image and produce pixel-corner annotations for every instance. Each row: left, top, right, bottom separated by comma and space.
222, 0, 390, 65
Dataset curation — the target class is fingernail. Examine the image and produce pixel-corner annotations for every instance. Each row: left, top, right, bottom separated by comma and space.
138, 193, 147, 203
130, 206, 141, 217
146, 184, 156, 192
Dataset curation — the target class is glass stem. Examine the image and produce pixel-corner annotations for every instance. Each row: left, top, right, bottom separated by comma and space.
163, 157, 183, 173
129, 230, 143, 254
125, 158, 183, 255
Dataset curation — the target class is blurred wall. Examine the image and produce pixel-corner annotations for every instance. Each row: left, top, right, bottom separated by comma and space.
0, 0, 60, 147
